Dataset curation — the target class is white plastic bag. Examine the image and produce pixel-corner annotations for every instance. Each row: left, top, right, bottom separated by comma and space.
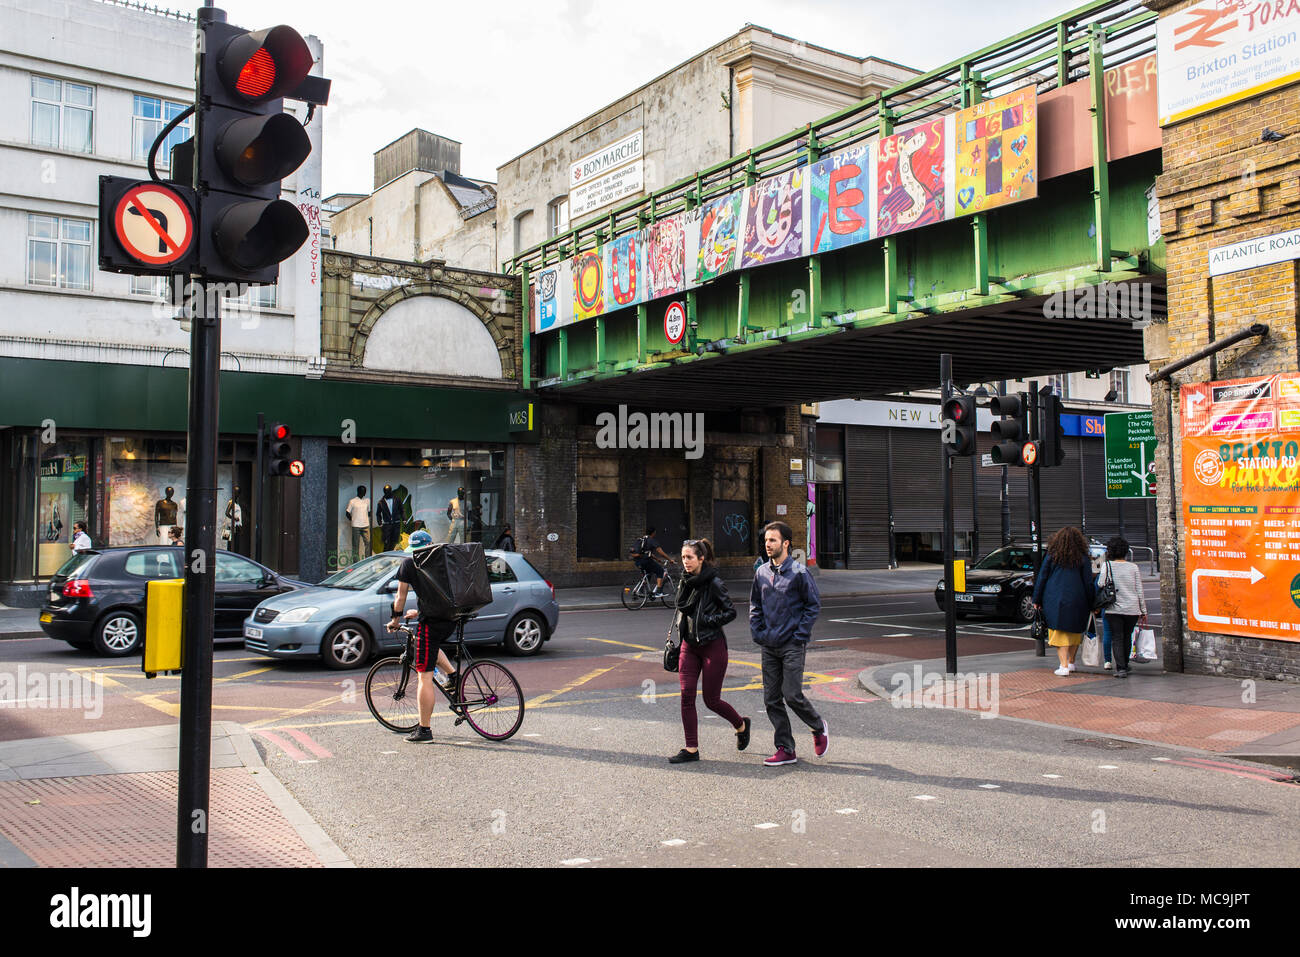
1081, 631, 1102, 668
1135, 627, 1158, 660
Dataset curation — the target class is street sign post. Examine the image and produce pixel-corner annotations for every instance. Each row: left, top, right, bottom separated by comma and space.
1104, 410, 1158, 499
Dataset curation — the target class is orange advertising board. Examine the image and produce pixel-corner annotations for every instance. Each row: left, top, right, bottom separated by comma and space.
1181, 374, 1300, 643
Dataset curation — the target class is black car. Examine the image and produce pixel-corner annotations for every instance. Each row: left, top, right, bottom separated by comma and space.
39, 547, 303, 656
934, 544, 1038, 623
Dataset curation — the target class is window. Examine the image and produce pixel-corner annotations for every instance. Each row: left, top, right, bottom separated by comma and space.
228, 284, 278, 309
132, 95, 191, 168
547, 197, 569, 238
1109, 368, 1130, 404
1048, 374, 1070, 399
513, 210, 533, 257
125, 550, 182, 579
27, 214, 92, 289
214, 552, 263, 584
31, 75, 94, 153
487, 556, 517, 583
131, 275, 169, 298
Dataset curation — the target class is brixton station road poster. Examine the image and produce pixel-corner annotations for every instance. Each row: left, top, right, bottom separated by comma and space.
1181, 373, 1300, 643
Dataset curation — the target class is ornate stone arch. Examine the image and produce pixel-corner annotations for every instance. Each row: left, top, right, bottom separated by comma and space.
351, 280, 514, 378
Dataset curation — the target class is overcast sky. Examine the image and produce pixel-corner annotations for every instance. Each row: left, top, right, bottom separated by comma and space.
212, 0, 1069, 198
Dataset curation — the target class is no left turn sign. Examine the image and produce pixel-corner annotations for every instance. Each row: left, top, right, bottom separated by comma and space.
113, 183, 195, 267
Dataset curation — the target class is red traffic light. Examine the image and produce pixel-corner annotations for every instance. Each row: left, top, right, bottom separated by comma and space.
218, 26, 314, 103
288, 459, 305, 477
272, 423, 290, 440
236, 47, 277, 99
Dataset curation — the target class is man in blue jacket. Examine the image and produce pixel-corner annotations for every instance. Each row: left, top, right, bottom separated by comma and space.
751, 521, 827, 766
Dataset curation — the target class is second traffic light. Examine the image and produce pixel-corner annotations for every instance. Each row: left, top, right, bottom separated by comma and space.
193, 14, 330, 284
990, 392, 1029, 466
941, 395, 977, 456
266, 423, 303, 477
1038, 389, 1067, 467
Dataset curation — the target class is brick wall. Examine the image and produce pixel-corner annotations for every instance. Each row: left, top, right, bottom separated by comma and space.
1148, 0, 1300, 682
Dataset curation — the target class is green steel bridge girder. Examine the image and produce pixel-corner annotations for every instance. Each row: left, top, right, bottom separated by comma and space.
534, 151, 1163, 406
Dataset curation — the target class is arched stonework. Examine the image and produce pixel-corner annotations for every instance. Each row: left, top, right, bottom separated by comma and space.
351, 281, 513, 378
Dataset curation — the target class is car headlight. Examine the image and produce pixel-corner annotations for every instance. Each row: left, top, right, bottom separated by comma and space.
981, 585, 1002, 593
276, 606, 318, 623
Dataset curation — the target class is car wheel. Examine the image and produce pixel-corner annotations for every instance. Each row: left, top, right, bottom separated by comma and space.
503, 612, 546, 657
321, 621, 372, 670
1017, 592, 1036, 624
93, 610, 143, 657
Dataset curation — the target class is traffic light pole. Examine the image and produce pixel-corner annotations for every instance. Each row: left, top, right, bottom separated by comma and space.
1027, 380, 1045, 657
178, 279, 221, 866
941, 354, 958, 676
254, 412, 265, 565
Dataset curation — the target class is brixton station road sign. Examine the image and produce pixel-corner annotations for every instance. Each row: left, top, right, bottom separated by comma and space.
1105, 410, 1158, 499
98, 175, 198, 275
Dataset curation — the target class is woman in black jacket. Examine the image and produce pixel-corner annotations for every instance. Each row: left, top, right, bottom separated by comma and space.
669, 538, 751, 764
1031, 526, 1097, 677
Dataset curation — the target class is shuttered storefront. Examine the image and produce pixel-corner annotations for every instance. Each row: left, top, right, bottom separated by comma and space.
844, 425, 891, 568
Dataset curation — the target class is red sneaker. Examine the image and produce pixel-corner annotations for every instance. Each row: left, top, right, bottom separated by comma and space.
763, 747, 797, 767
813, 719, 829, 757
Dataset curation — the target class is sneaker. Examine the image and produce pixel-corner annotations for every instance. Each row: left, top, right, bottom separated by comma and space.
736, 717, 751, 752
442, 672, 460, 698
813, 719, 829, 757
405, 726, 433, 743
1104, 661, 1113, 670
669, 748, 699, 764
1115, 669, 1130, 678
763, 747, 797, 767
1067, 662, 1077, 673
1053, 666, 1070, 676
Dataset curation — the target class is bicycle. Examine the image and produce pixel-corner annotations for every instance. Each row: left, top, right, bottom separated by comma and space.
364, 616, 525, 741
620, 562, 678, 610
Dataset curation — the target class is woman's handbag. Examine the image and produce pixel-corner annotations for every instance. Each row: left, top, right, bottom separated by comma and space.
1030, 609, 1048, 643
663, 616, 681, 673
1093, 561, 1117, 612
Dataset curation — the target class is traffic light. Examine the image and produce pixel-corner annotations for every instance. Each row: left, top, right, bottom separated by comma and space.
990, 392, 1029, 466
192, 13, 330, 283
941, 395, 977, 456
1038, 388, 1067, 467
266, 422, 296, 476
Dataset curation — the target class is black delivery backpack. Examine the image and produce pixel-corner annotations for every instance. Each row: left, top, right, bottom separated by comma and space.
408, 542, 493, 619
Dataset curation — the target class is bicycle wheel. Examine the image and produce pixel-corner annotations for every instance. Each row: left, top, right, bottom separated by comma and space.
365, 656, 419, 733
620, 574, 649, 610
659, 574, 679, 609
456, 660, 524, 741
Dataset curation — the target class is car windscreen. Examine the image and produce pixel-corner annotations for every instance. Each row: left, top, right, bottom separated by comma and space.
974, 548, 1034, 572
320, 554, 404, 590
53, 552, 97, 579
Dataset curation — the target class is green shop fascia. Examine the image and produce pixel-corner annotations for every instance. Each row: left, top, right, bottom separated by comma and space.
0, 357, 536, 606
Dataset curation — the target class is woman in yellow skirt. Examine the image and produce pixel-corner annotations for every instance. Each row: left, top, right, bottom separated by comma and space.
1031, 526, 1096, 677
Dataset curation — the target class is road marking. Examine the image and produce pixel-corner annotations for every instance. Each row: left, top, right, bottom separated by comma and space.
1042, 774, 1062, 779
522, 733, 541, 737
1152, 757, 1172, 762
255, 729, 312, 761
561, 858, 590, 866
1098, 764, 1119, 770
978, 784, 1000, 789
835, 808, 859, 814
245, 692, 347, 729
282, 728, 333, 759
814, 637, 867, 642
883, 633, 913, 638
582, 637, 656, 652
661, 838, 687, 846
526, 664, 620, 709
754, 822, 780, 829
216, 667, 275, 682
380, 751, 398, 755
1169, 759, 1281, 784
913, 795, 937, 801
132, 693, 181, 717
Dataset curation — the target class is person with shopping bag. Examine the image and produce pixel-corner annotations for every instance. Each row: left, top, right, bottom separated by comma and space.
1099, 536, 1147, 677
1031, 526, 1096, 677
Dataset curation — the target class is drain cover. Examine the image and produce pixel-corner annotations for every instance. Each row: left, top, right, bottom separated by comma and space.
1067, 737, 1136, 750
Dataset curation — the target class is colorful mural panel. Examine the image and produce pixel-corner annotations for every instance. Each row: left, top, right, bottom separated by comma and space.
741, 168, 805, 268
876, 119, 946, 238
954, 86, 1037, 216
810, 144, 872, 253
644, 213, 688, 301
532, 259, 572, 333
572, 249, 605, 321
604, 230, 644, 309
696, 193, 741, 283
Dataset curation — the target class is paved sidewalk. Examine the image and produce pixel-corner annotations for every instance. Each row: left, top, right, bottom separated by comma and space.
0, 722, 351, 867
859, 652, 1300, 770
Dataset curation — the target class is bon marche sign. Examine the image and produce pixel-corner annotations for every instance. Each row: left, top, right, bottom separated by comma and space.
1181, 373, 1300, 643
1156, 1, 1300, 126
570, 129, 644, 219
1105, 410, 1157, 499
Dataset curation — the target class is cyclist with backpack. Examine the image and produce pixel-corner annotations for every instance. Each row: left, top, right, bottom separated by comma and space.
630, 526, 675, 598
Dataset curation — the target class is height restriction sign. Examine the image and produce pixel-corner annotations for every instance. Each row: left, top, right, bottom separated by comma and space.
98, 175, 197, 275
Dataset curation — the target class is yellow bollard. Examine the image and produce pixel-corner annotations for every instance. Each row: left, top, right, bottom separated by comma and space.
144, 578, 184, 677
953, 559, 966, 594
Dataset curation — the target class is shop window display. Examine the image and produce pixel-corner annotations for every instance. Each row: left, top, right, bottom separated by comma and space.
37, 438, 92, 576
106, 437, 235, 548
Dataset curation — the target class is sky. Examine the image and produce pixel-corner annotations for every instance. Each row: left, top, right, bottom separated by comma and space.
210, 0, 1071, 199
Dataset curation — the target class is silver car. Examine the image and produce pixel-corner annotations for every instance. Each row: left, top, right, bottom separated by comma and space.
242, 549, 559, 669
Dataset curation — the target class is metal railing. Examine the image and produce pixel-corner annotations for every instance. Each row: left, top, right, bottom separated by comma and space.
506, 0, 1155, 276
97, 0, 195, 22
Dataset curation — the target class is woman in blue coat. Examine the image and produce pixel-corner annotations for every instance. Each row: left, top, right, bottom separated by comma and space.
1032, 526, 1096, 677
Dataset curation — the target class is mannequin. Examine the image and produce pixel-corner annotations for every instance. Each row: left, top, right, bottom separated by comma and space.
447, 486, 466, 544
155, 487, 179, 543
376, 483, 403, 552
222, 487, 243, 551
346, 484, 372, 559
